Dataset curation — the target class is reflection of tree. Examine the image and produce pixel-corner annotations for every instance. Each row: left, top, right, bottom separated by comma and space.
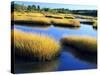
15, 60, 59, 73
62, 46, 97, 64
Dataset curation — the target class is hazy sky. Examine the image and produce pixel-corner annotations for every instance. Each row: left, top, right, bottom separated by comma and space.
14, 1, 97, 10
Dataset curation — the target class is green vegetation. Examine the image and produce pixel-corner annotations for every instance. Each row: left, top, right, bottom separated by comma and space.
61, 36, 97, 54
11, 2, 97, 27
11, 2, 97, 17
13, 29, 60, 61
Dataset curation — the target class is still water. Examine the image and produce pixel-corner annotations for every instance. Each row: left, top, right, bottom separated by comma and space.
14, 24, 97, 73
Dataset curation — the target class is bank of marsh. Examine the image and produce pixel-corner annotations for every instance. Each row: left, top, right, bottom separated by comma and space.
12, 12, 51, 25
12, 12, 80, 27
93, 20, 97, 29
12, 29, 60, 61
61, 36, 97, 54
51, 18, 80, 27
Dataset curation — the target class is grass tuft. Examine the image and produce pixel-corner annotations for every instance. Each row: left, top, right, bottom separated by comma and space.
61, 36, 97, 54
12, 29, 60, 61
12, 12, 51, 25
51, 18, 80, 27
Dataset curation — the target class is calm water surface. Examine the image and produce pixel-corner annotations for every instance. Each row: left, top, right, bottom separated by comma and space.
14, 24, 97, 73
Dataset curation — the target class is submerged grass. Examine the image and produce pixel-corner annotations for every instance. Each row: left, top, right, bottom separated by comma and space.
61, 36, 97, 54
12, 29, 60, 61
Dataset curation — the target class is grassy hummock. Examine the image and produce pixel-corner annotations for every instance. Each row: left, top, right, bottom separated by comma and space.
12, 12, 80, 27
51, 18, 80, 27
61, 36, 97, 54
12, 29, 60, 61
12, 12, 51, 25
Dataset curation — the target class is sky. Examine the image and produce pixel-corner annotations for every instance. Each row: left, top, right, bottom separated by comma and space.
14, 1, 97, 10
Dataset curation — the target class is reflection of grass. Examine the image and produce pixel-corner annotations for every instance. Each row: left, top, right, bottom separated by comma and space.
80, 19, 95, 25
51, 18, 80, 27
15, 60, 59, 73
63, 46, 97, 64
61, 36, 97, 54
55, 26, 80, 30
13, 29, 60, 61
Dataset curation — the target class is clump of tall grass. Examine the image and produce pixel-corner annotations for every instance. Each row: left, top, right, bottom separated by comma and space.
45, 14, 64, 19
64, 14, 75, 19
51, 18, 80, 27
12, 12, 51, 25
61, 36, 97, 54
13, 15, 51, 25
12, 12, 44, 17
26, 12, 44, 17
13, 30, 60, 61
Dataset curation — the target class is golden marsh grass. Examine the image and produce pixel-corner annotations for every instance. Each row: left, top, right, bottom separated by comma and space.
93, 20, 97, 29
13, 30, 60, 61
12, 12, 80, 27
51, 18, 80, 27
13, 15, 51, 25
61, 36, 97, 53
12, 12, 51, 25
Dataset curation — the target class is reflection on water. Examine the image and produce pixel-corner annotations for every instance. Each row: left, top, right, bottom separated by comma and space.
13, 24, 50, 30
62, 46, 97, 64
54, 26, 80, 30
15, 60, 59, 73
14, 23, 97, 73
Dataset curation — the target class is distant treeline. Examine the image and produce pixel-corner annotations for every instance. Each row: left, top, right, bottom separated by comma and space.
11, 2, 97, 17
70, 10, 97, 17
